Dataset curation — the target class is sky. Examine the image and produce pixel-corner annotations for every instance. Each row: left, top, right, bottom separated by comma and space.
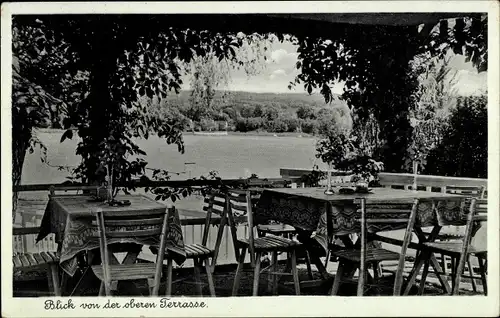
182, 38, 487, 96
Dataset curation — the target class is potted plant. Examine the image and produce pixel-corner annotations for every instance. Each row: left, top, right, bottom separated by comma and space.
315, 127, 356, 194
93, 124, 133, 206
316, 127, 384, 194
338, 154, 384, 191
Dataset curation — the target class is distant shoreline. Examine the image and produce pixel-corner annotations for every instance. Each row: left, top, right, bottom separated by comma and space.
36, 128, 317, 139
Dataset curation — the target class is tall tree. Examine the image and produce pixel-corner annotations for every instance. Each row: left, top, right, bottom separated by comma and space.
290, 15, 487, 172
185, 34, 272, 126
13, 15, 276, 201
406, 52, 459, 172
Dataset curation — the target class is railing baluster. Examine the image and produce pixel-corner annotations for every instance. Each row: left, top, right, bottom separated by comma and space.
191, 224, 195, 244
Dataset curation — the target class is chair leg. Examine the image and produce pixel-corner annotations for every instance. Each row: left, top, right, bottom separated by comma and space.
371, 262, 381, 296
60, 272, 68, 296
252, 252, 263, 296
193, 258, 203, 296
305, 250, 314, 280
165, 258, 173, 297
98, 281, 105, 296
477, 256, 487, 295
204, 258, 216, 297
147, 278, 155, 296
466, 257, 477, 292
271, 251, 278, 295
357, 265, 365, 296
418, 260, 430, 295
290, 250, 301, 296
284, 252, 292, 273
324, 249, 331, 270
450, 257, 456, 294
330, 261, 345, 295
48, 263, 61, 296
232, 247, 247, 296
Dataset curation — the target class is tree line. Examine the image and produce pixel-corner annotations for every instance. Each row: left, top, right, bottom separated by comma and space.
145, 90, 352, 135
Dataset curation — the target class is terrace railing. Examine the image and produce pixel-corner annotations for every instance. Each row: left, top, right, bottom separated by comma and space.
279, 168, 487, 192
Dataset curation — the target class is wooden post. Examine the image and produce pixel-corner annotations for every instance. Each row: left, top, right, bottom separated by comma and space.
357, 198, 366, 296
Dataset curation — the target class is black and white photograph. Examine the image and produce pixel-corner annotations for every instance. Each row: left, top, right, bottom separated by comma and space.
2, 1, 499, 317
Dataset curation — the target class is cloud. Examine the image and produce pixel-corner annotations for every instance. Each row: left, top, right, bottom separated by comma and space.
269, 69, 286, 80
452, 69, 487, 96
269, 49, 298, 64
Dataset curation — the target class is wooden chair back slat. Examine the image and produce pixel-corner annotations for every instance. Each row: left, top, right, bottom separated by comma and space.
91, 217, 163, 227
91, 209, 167, 239
228, 194, 248, 203
355, 200, 416, 230
474, 199, 488, 214
202, 192, 227, 215
229, 202, 248, 214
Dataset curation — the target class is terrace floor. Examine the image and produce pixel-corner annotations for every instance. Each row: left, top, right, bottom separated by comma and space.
14, 261, 483, 297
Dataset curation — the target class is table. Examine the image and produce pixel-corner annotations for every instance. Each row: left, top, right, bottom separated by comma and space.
36, 194, 186, 294
256, 187, 464, 291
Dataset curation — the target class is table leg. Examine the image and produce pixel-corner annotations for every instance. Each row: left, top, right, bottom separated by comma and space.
309, 252, 330, 280
429, 254, 451, 294
403, 251, 427, 295
404, 225, 451, 295
122, 244, 142, 264
70, 267, 98, 296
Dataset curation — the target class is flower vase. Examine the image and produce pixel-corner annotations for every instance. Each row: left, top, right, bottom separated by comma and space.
324, 164, 335, 195
106, 169, 115, 205
412, 161, 418, 192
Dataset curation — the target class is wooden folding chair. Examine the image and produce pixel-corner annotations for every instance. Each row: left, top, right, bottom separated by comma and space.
254, 184, 314, 279
229, 189, 303, 296
91, 206, 171, 296
162, 200, 219, 297
202, 190, 233, 273
330, 198, 420, 296
424, 185, 486, 292
13, 227, 61, 296
418, 198, 487, 295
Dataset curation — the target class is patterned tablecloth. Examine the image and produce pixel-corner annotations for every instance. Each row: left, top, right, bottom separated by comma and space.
256, 187, 465, 254
37, 194, 186, 276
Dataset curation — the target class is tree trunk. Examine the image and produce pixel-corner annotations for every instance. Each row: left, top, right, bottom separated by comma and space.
12, 123, 30, 223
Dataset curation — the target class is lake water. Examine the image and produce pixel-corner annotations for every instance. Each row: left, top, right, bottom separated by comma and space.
23, 131, 326, 184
